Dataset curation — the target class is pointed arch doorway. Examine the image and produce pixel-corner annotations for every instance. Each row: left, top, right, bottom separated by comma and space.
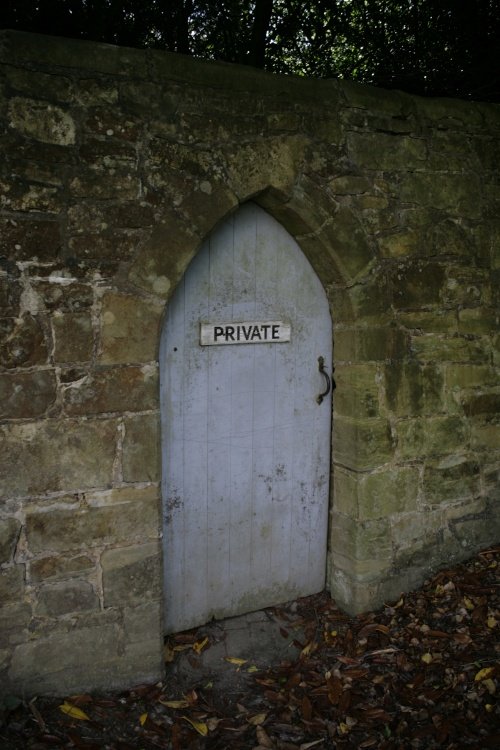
160, 203, 333, 633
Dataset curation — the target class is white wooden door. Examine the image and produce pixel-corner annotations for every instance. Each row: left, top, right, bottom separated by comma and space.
161, 203, 332, 633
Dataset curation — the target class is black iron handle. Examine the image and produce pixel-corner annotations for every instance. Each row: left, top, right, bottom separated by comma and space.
316, 356, 333, 404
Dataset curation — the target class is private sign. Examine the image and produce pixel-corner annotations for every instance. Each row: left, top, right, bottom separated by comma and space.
200, 321, 291, 346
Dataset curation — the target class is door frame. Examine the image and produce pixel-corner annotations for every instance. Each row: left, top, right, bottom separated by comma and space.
159, 202, 335, 632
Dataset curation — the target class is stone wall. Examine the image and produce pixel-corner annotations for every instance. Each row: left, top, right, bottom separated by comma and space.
0, 30, 499, 696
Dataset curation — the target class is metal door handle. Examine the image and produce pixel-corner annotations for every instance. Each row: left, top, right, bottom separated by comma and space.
316, 356, 335, 404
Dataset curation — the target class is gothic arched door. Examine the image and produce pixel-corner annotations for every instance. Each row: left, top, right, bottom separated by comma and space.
160, 203, 332, 633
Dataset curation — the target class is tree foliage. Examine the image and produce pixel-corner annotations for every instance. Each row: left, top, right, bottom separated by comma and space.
2, 1, 499, 102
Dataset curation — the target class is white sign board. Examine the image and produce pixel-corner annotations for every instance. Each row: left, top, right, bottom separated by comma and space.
200, 320, 291, 346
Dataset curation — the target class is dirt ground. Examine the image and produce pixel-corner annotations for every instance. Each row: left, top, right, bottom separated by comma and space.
1, 546, 499, 749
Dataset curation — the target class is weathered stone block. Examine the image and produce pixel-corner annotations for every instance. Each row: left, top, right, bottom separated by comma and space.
323, 206, 375, 281
3, 180, 63, 214
426, 218, 474, 258
384, 362, 444, 416
359, 467, 420, 520
444, 267, 490, 307
0, 276, 20, 315
0, 419, 117, 499
8, 622, 124, 695
445, 364, 498, 390
99, 292, 163, 364
397, 416, 469, 460
102, 541, 161, 608
0, 518, 21, 564
462, 392, 500, 417
52, 311, 94, 363
411, 335, 485, 364
0, 370, 57, 418
0, 603, 32, 647
347, 132, 426, 170
334, 364, 380, 418
8, 97, 76, 145
396, 310, 457, 334
119, 80, 175, 117
122, 602, 163, 677
423, 458, 480, 505
122, 413, 160, 482
122, 601, 162, 643
328, 565, 379, 615
178, 184, 239, 239
334, 417, 395, 470
391, 510, 443, 550
64, 365, 158, 415
451, 512, 500, 551
0, 314, 48, 368
393, 262, 446, 309
127, 212, 197, 295
399, 173, 481, 219
329, 175, 371, 195
0, 566, 25, 604
5, 66, 73, 102
378, 229, 419, 258
225, 135, 307, 203
329, 550, 392, 582
67, 200, 156, 236
26, 487, 158, 553
334, 465, 419, 520
36, 280, 93, 312
335, 327, 409, 363
36, 580, 99, 616
0, 217, 61, 262
330, 512, 392, 562
70, 171, 140, 201
30, 553, 94, 582
471, 419, 500, 451
333, 272, 392, 323
68, 232, 138, 264
458, 307, 497, 335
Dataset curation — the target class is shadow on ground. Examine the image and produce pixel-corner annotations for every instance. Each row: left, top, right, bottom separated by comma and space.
165, 606, 305, 710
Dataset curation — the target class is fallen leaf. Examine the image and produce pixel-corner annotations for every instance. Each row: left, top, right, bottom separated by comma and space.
421, 653, 433, 664
159, 699, 190, 709
181, 716, 208, 736
247, 712, 268, 725
300, 740, 324, 749
483, 678, 496, 695
139, 713, 148, 726
225, 657, 248, 666
301, 695, 313, 721
300, 641, 318, 657
475, 667, 495, 682
256, 724, 274, 747
358, 623, 390, 639
59, 702, 90, 721
193, 636, 209, 654
248, 665, 260, 673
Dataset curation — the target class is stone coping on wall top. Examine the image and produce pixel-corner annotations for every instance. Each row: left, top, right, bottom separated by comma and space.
0, 28, 333, 99
2, 28, 500, 123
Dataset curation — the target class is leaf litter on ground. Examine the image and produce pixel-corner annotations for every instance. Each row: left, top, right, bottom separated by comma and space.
1, 545, 499, 749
